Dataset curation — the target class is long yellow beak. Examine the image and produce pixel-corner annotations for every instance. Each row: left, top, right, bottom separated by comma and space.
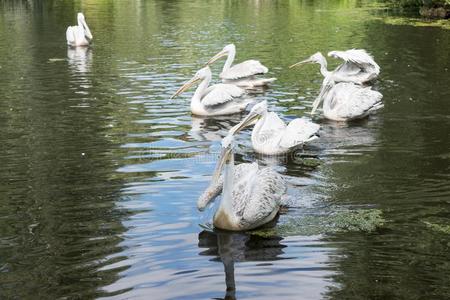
289, 58, 311, 69
229, 111, 260, 136
211, 146, 232, 184
170, 77, 200, 99
205, 50, 228, 66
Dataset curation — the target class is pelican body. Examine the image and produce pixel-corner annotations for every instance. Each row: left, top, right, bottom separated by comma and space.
229, 101, 320, 155
198, 135, 286, 231
66, 13, 93, 47
312, 79, 383, 121
290, 49, 380, 85
171, 66, 253, 116
206, 44, 276, 88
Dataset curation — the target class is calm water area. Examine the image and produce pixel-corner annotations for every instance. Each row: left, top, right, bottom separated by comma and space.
1, 0, 449, 299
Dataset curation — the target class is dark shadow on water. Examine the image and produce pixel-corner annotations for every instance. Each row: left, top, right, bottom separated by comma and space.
198, 229, 287, 300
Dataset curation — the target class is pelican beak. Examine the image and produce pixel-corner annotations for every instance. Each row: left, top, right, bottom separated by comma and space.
311, 96, 322, 115
212, 146, 232, 184
171, 76, 201, 99
205, 50, 228, 66
82, 18, 93, 40
229, 111, 260, 135
289, 58, 312, 69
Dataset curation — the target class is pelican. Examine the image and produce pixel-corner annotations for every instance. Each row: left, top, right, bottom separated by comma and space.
290, 49, 380, 85
66, 13, 93, 47
206, 44, 276, 88
228, 101, 320, 155
171, 66, 253, 116
310, 77, 384, 121
197, 135, 286, 231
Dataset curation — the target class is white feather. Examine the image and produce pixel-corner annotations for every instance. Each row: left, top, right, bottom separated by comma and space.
201, 84, 245, 107
220, 60, 268, 80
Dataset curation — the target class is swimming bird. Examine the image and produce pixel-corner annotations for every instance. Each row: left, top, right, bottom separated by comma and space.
290, 49, 380, 85
171, 66, 253, 116
229, 101, 320, 155
206, 44, 276, 88
310, 77, 384, 121
197, 135, 286, 231
66, 13, 93, 47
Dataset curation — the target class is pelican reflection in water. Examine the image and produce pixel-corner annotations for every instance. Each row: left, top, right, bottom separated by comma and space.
198, 230, 286, 299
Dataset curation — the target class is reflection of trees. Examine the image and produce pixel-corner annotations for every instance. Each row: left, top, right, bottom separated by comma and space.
0, 2, 130, 299
320, 21, 450, 300
198, 230, 287, 300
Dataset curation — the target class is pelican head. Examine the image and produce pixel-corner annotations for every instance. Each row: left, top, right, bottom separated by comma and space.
77, 13, 93, 40
197, 134, 235, 211
289, 52, 326, 68
171, 66, 211, 99
229, 101, 268, 135
205, 44, 236, 66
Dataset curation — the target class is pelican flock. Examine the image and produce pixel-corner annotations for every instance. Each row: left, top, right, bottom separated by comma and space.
62, 16, 383, 230
66, 13, 93, 47
206, 44, 276, 88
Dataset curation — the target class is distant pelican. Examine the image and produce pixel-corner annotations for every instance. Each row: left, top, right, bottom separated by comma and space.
66, 13, 93, 47
206, 44, 276, 88
229, 101, 320, 155
171, 66, 253, 116
290, 49, 380, 85
310, 77, 383, 121
197, 135, 286, 231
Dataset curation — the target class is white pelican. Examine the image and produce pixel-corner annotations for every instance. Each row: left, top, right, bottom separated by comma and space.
290, 49, 380, 85
171, 66, 253, 116
229, 101, 320, 155
197, 135, 286, 231
310, 77, 384, 121
66, 13, 93, 47
206, 44, 276, 88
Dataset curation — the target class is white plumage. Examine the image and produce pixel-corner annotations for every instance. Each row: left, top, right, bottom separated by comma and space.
313, 77, 384, 121
66, 13, 92, 47
171, 66, 253, 116
229, 101, 320, 155
290, 49, 380, 85
206, 44, 276, 88
197, 135, 286, 231
328, 49, 380, 84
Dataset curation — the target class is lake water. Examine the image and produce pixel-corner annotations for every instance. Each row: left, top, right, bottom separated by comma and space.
1, 0, 449, 299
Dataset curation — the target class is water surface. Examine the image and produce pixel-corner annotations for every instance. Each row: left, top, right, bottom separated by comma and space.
1, 0, 449, 299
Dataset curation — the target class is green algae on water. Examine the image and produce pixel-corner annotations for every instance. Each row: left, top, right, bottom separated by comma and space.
422, 220, 450, 234
250, 209, 385, 238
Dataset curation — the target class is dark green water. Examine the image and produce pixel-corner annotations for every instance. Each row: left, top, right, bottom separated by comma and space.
1, 0, 449, 299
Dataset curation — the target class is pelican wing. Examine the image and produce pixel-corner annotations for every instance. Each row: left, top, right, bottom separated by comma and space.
220, 60, 268, 80
66, 26, 76, 45
279, 118, 320, 149
329, 49, 378, 69
239, 167, 286, 229
201, 84, 245, 107
330, 83, 383, 120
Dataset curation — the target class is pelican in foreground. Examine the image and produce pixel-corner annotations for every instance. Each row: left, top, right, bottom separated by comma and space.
310, 77, 384, 121
229, 101, 320, 155
171, 66, 253, 116
66, 13, 93, 47
290, 49, 380, 85
206, 44, 276, 88
197, 135, 286, 231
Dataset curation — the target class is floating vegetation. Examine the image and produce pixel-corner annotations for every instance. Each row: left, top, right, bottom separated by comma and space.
378, 16, 450, 29
422, 220, 450, 234
250, 209, 385, 237
48, 58, 66, 62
